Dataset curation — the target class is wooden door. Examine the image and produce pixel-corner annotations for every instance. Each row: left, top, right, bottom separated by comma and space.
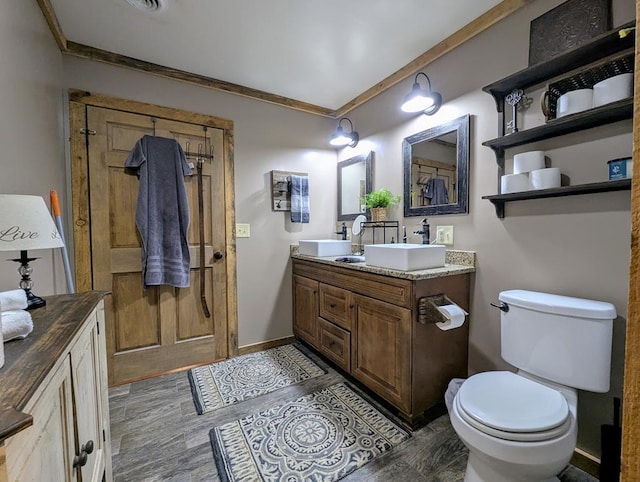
351, 294, 411, 414
292, 275, 319, 347
86, 105, 228, 385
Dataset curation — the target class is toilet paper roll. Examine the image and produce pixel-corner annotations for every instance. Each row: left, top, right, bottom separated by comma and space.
436, 304, 466, 331
501, 173, 529, 194
529, 167, 561, 190
513, 151, 545, 174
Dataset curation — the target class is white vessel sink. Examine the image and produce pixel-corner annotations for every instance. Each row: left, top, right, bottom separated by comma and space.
298, 239, 352, 257
364, 244, 446, 271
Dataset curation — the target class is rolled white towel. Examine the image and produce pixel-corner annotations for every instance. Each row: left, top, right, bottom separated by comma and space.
2, 310, 33, 342
0, 289, 28, 312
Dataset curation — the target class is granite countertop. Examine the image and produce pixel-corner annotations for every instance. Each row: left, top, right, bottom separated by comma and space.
291, 246, 475, 281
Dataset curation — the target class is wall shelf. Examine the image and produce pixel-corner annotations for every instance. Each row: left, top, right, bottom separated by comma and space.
482, 179, 631, 218
482, 21, 635, 218
482, 98, 633, 152
482, 21, 634, 102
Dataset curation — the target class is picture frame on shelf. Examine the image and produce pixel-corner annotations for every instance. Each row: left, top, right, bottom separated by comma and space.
528, 0, 611, 66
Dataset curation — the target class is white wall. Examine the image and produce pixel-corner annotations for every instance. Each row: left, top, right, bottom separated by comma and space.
0, 1, 66, 295
61, 57, 337, 347
340, 0, 634, 458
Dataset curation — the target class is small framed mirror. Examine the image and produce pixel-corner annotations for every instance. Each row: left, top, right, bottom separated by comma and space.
337, 151, 373, 221
403, 114, 470, 217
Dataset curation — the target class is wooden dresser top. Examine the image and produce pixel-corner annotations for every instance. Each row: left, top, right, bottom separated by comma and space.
0, 291, 106, 443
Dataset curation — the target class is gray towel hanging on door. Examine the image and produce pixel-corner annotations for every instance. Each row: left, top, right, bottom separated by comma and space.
125, 135, 193, 289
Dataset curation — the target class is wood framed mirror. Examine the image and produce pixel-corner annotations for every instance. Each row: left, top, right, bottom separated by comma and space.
338, 151, 373, 221
403, 114, 470, 217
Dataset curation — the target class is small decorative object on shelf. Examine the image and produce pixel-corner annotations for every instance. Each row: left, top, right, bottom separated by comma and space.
505, 89, 524, 134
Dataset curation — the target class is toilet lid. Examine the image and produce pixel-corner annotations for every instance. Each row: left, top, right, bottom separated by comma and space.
457, 371, 569, 433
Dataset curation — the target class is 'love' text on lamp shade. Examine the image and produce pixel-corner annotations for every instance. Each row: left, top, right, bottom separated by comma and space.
0, 194, 64, 309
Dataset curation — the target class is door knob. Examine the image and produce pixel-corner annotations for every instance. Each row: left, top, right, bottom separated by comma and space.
213, 251, 224, 260
73, 451, 88, 468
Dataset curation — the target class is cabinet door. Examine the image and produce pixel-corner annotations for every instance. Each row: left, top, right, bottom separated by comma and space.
70, 313, 107, 482
351, 294, 411, 414
5, 356, 76, 482
293, 275, 319, 346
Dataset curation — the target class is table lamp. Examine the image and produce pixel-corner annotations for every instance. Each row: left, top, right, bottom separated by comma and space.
0, 194, 64, 309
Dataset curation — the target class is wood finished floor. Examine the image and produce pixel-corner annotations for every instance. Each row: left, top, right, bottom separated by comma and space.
109, 347, 598, 482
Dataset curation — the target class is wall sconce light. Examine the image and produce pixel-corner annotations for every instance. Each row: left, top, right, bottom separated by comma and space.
400, 72, 442, 115
0, 194, 64, 309
329, 117, 359, 148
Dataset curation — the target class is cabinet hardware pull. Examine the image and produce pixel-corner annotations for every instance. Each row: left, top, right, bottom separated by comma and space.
82, 440, 95, 454
214, 251, 224, 260
330, 303, 336, 308
349, 304, 354, 309
73, 451, 88, 468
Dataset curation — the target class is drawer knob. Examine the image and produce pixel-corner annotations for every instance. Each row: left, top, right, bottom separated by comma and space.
73, 451, 88, 468
82, 440, 95, 454
330, 303, 336, 308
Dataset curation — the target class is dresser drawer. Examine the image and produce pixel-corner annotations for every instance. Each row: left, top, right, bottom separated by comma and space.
319, 283, 352, 331
318, 318, 351, 372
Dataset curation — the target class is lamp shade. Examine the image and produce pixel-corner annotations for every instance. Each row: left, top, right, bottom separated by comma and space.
0, 195, 63, 251
400, 72, 442, 115
329, 118, 359, 148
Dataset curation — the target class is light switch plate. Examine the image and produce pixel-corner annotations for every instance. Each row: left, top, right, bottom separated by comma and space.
435, 225, 454, 246
236, 223, 251, 238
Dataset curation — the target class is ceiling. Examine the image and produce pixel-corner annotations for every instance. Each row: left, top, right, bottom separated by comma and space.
47, 0, 512, 115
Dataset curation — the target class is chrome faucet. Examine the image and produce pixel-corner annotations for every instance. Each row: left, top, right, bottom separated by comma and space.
402, 226, 407, 243
335, 222, 348, 240
413, 218, 430, 244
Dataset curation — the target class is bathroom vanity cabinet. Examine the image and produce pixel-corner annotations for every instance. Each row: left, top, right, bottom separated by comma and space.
481, 21, 635, 218
0, 292, 111, 482
292, 256, 472, 424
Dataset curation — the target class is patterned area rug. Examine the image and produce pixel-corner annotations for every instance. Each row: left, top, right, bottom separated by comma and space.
188, 344, 326, 414
210, 382, 411, 482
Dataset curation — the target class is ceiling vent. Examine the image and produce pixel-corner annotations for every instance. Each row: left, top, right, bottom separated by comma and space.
124, 0, 167, 12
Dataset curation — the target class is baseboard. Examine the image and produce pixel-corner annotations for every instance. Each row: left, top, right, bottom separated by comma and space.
571, 447, 600, 478
238, 336, 296, 356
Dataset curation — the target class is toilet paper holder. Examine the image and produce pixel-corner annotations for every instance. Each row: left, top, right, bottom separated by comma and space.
417, 294, 468, 325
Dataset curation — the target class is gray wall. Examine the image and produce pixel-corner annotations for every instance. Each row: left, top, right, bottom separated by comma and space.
339, 0, 634, 459
61, 56, 338, 349
0, 1, 66, 296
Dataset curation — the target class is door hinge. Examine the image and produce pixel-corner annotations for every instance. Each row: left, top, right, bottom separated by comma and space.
80, 128, 97, 135
103, 429, 106, 442
97, 321, 100, 335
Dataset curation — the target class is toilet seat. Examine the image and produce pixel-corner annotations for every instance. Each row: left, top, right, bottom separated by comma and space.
456, 371, 571, 442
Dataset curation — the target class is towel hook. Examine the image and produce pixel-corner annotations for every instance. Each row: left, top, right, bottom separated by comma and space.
151, 117, 157, 136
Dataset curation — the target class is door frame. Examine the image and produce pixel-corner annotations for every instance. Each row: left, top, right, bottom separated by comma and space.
68, 89, 239, 359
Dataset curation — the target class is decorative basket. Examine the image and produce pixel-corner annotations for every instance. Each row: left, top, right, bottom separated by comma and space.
370, 207, 388, 222
543, 52, 633, 121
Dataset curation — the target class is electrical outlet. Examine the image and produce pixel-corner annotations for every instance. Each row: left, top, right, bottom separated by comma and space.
236, 223, 251, 238
435, 225, 454, 246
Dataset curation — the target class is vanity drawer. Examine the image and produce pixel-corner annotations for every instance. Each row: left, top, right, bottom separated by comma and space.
318, 318, 351, 372
319, 283, 352, 331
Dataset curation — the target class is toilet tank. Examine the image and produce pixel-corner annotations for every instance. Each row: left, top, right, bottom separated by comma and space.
498, 290, 616, 392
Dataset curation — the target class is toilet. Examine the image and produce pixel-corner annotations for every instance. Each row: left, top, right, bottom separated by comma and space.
449, 289, 616, 482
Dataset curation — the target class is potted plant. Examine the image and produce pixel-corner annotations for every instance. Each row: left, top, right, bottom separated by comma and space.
362, 188, 401, 221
